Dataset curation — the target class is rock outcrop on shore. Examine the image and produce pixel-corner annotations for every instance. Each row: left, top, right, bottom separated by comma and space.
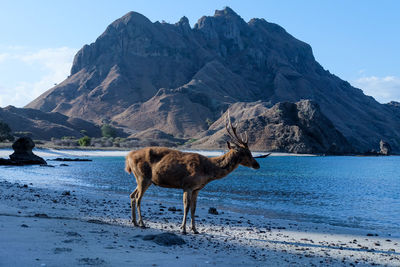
25, 7, 400, 153
379, 140, 392, 155
0, 137, 46, 165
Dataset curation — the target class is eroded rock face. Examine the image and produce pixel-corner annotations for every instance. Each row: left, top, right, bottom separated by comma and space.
192, 100, 353, 154
379, 140, 392, 155
9, 137, 47, 165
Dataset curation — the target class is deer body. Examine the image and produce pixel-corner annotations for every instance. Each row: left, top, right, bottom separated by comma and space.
125, 114, 262, 234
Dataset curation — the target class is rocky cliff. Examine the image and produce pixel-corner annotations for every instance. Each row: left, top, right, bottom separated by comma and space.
26, 7, 400, 153
192, 100, 353, 154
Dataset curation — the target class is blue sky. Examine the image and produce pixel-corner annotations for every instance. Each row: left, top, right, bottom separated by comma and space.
0, 0, 399, 107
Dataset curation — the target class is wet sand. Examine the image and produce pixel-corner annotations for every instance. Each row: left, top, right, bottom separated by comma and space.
0, 180, 399, 266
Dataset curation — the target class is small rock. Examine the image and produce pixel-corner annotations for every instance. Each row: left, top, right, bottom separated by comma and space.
62, 191, 71, 196
21, 224, 29, 228
208, 207, 219, 215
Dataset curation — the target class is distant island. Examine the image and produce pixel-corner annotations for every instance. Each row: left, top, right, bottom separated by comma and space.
1, 7, 399, 154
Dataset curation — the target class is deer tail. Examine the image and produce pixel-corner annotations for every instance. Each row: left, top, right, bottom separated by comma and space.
125, 156, 132, 174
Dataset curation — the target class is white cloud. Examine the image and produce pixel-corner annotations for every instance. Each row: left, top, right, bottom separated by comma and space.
0, 46, 77, 108
357, 69, 366, 75
352, 76, 400, 103
0, 53, 9, 63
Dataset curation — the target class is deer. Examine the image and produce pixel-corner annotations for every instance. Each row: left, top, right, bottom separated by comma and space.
125, 113, 266, 234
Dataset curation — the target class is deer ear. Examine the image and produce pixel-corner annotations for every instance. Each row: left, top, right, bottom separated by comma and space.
227, 141, 232, 149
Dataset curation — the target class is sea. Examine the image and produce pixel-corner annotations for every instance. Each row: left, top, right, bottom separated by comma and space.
1, 149, 399, 236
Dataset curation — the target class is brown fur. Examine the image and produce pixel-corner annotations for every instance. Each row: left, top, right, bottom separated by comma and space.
125, 143, 260, 234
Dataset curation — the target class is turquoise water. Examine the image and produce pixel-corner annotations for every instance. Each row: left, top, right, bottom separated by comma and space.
1, 155, 399, 235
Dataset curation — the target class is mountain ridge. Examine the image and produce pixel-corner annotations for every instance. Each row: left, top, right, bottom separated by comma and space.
0, 105, 101, 140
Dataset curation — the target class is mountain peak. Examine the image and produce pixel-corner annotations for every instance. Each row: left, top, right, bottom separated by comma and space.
112, 11, 152, 27
214, 6, 239, 17
176, 16, 190, 27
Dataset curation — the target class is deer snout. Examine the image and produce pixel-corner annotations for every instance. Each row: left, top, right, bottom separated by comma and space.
252, 161, 260, 169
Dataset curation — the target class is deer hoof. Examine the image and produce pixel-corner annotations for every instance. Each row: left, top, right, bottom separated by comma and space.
131, 220, 138, 226
192, 230, 199, 234
181, 230, 187, 235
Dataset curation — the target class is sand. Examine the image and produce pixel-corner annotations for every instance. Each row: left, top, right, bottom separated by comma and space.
0, 178, 399, 267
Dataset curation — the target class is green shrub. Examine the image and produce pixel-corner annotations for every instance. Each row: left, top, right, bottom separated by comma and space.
205, 118, 213, 127
184, 138, 198, 145
101, 124, 117, 138
78, 136, 91, 147
0, 121, 14, 142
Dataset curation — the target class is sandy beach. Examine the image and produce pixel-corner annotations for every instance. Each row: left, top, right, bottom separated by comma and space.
0, 177, 399, 267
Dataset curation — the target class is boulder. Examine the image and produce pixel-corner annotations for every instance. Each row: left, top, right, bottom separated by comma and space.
8, 137, 47, 165
379, 140, 392, 155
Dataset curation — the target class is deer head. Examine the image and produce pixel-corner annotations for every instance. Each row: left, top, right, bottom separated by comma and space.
225, 111, 260, 170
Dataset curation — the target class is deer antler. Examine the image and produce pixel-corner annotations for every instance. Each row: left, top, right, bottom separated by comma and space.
225, 110, 248, 146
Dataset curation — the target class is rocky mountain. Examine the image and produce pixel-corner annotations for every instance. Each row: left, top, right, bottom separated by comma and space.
0, 106, 101, 140
191, 100, 352, 154
26, 7, 400, 153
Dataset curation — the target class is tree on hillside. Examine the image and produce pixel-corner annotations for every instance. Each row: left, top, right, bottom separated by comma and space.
78, 136, 91, 147
101, 124, 117, 138
0, 121, 14, 142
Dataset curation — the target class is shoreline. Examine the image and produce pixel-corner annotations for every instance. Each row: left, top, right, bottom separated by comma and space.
1, 142, 398, 157
0, 179, 398, 266
0, 147, 315, 158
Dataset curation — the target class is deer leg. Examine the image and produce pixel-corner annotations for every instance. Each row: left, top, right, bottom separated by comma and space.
181, 190, 192, 235
190, 190, 200, 234
130, 188, 138, 226
136, 181, 151, 228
